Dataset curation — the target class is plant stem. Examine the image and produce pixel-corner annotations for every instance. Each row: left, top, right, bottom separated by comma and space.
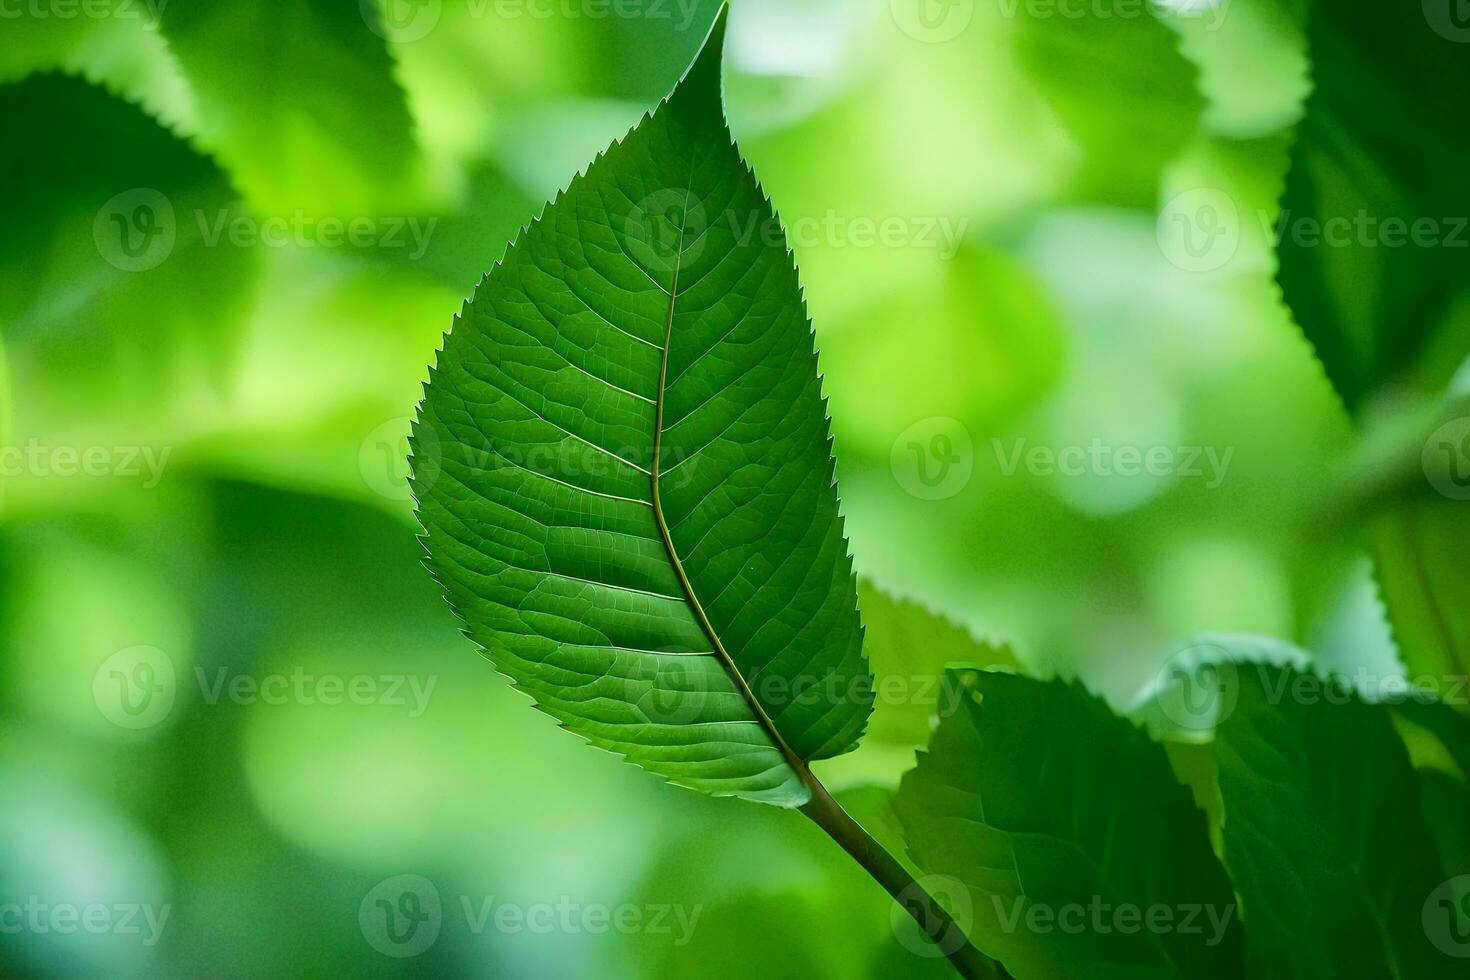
798, 777, 1005, 980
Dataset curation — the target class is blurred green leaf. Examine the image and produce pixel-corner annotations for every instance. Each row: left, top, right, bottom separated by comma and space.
1275, 0, 1470, 411
497, 98, 653, 201
401, 158, 538, 292
1214, 666, 1449, 978
1163, 0, 1308, 139
1394, 699, 1470, 779
650, 891, 827, 980
816, 582, 1021, 790
414, 9, 870, 805
0, 73, 254, 447
1128, 633, 1311, 743
823, 245, 1065, 463
1417, 770, 1470, 882
1372, 498, 1470, 690
1012, 3, 1204, 205
157, 0, 428, 214
0, 0, 192, 126
895, 669, 1241, 979
1395, 698, 1470, 888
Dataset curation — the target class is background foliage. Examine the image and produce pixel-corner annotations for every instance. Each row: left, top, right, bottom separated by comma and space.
1, 0, 1466, 976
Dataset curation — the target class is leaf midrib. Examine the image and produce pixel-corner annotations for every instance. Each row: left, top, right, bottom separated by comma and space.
646, 171, 814, 792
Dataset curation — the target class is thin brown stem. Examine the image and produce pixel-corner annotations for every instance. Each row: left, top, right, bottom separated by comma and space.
798, 777, 1005, 980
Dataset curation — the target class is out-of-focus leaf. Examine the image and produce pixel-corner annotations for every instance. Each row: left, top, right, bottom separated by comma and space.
815, 582, 1021, 790
651, 891, 825, 980
0, 73, 254, 452
1161, 740, 1225, 850
400, 159, 538, 293
0, 335, 8, 505
1214, 666, 1449, 978
1394, 699, 1470, 779
157, 0, 428, 214
1162, 0, 1308, 140
617, 797, 898, 979
413, 10, 871, 806
496, 99, 653, 202
1275, 0, 1470, 411
895, 669, 1241, 979
1398, 696, 1470, 885
1372, 498, 1470, 690
1012, 4, 1204, 205
822, 245, 1065, 464
1418, 770, 1470, 881
0, 0, 193, 126
1128, 633, 1311, 743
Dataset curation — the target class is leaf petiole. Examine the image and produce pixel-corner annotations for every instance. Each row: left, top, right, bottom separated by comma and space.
799, 777, 1004, 980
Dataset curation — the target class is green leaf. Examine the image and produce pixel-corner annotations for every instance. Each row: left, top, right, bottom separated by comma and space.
1394, 698, 1470, 782
157, 0, 427, 214
821, 246, 1066, 463
0, 73, 254, 456
815, 582, 1022, 790
895, 670, 1242, 979
1275, 0, 1470, 410
0, 0, 190, 128
1372, 498, 1470, 687
1127, 633, 1311, 744
1013, 2, 1204, 206
412, 8, 870, 807
1163, 0, 1308, 139
1214, 666, 1451, 978
1417, 770, 1470, 882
